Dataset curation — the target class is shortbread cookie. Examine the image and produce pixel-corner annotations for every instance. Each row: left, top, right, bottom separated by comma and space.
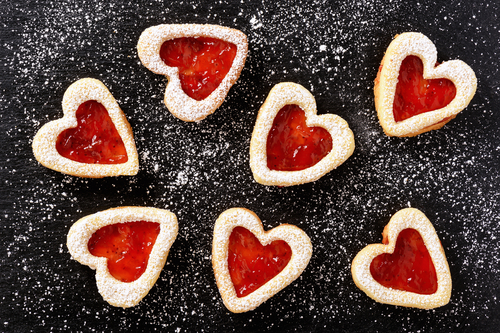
250, 82, 355, 186
212, 208, 312, 313
32, 78, 139, 177
374, 32, 477, 137
351, 208, 452, 309
67, 207, 178, 308
137, 24, 248, 122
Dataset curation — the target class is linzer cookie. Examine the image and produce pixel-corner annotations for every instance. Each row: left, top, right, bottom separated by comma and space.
351, 208, 452, 309
374, 32, 477, 137
250, 82, 355, 186
67, 207, 178, 308
212, 208, 312, 313
137, 24, 248, 122
32, 78, 139, 177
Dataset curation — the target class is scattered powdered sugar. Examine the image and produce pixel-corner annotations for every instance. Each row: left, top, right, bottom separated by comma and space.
1, 0, 500, 332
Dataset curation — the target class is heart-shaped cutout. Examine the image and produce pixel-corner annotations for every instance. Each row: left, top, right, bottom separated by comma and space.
351, 208, 452, 309
56, 100, 128, 164
67, 207, 178, 308
393, 56, 457, 122
228, 226, 292, 297
374, 32, 476, 137
212, 208, 312, 313
160, 37, 237, 101
266, 104, 333, 171
32, 78, 139, 178
137, 24, 248, 122
88, 221, 161, 283
370, 228, 437, 294
250, 82, 355, 186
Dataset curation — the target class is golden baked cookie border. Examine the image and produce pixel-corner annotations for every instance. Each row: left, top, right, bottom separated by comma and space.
32, 78, 139, 178
249, 82, 355, 187
137, 23, 248, 122
351, 208, 452, 309
374, 32, 477, 137
66, 206, 178, 308
212, 208, 312, 313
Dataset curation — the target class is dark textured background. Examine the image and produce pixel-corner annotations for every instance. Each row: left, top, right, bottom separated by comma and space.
1, 0, 499, 332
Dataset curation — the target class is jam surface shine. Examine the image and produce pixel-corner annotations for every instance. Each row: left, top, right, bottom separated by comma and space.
393, 55, 456, 122
88, 221, 161, 283
370, 228, 438, 295
228, 227, 292, 298
160, 37, 237, 101
56, 100, 128, 164
266, 104, 332, 171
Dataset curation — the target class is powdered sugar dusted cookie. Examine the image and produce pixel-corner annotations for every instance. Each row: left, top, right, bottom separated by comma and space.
374, 32, 477, 137
212, 208, 312, 313
137, 24, 248, 122
67, 206, 178, 308
351, 208, 452, 309
32, 78, 139, 178
250, 82, 355, 186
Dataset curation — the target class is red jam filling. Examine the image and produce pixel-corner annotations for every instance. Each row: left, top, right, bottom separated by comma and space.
159, 37, 237, 101
56, 100, 128, 164
228, 227, 292, 298
88, 221, 160, 283
370, 228, 438, 295
393, 55, 456, 122
266, 104, 333, 171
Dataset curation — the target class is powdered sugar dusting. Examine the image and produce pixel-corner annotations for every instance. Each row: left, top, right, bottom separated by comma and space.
67, 206, 178, 308
32, 78, 139, 177
2, 0, 500, 331
375, 32, 477, 137
212, 208, 312, 313
352, 208, 452, 309
137, 24, 248, 122
249, 82, 355, 186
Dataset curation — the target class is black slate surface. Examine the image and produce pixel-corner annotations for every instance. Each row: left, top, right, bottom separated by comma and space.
1, 0, 500, 332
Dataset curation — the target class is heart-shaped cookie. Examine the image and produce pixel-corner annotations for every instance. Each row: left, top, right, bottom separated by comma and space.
351, 208, 452, 309
250, 82, 355, 186
32, 78, 139, 178
212, 208, 312, 313
137, 24, 248, 122
374, 32, 477, 137
67, 207, 178, 308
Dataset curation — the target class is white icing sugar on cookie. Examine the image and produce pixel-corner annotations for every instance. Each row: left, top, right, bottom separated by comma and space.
351, 208, 452, 309
32, 78, 139, 178
249, 82, 355, 186
67, 206, 178, 308
137, 24, 248, 122
212, 208, 312, 313
374, 32, 477, 137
